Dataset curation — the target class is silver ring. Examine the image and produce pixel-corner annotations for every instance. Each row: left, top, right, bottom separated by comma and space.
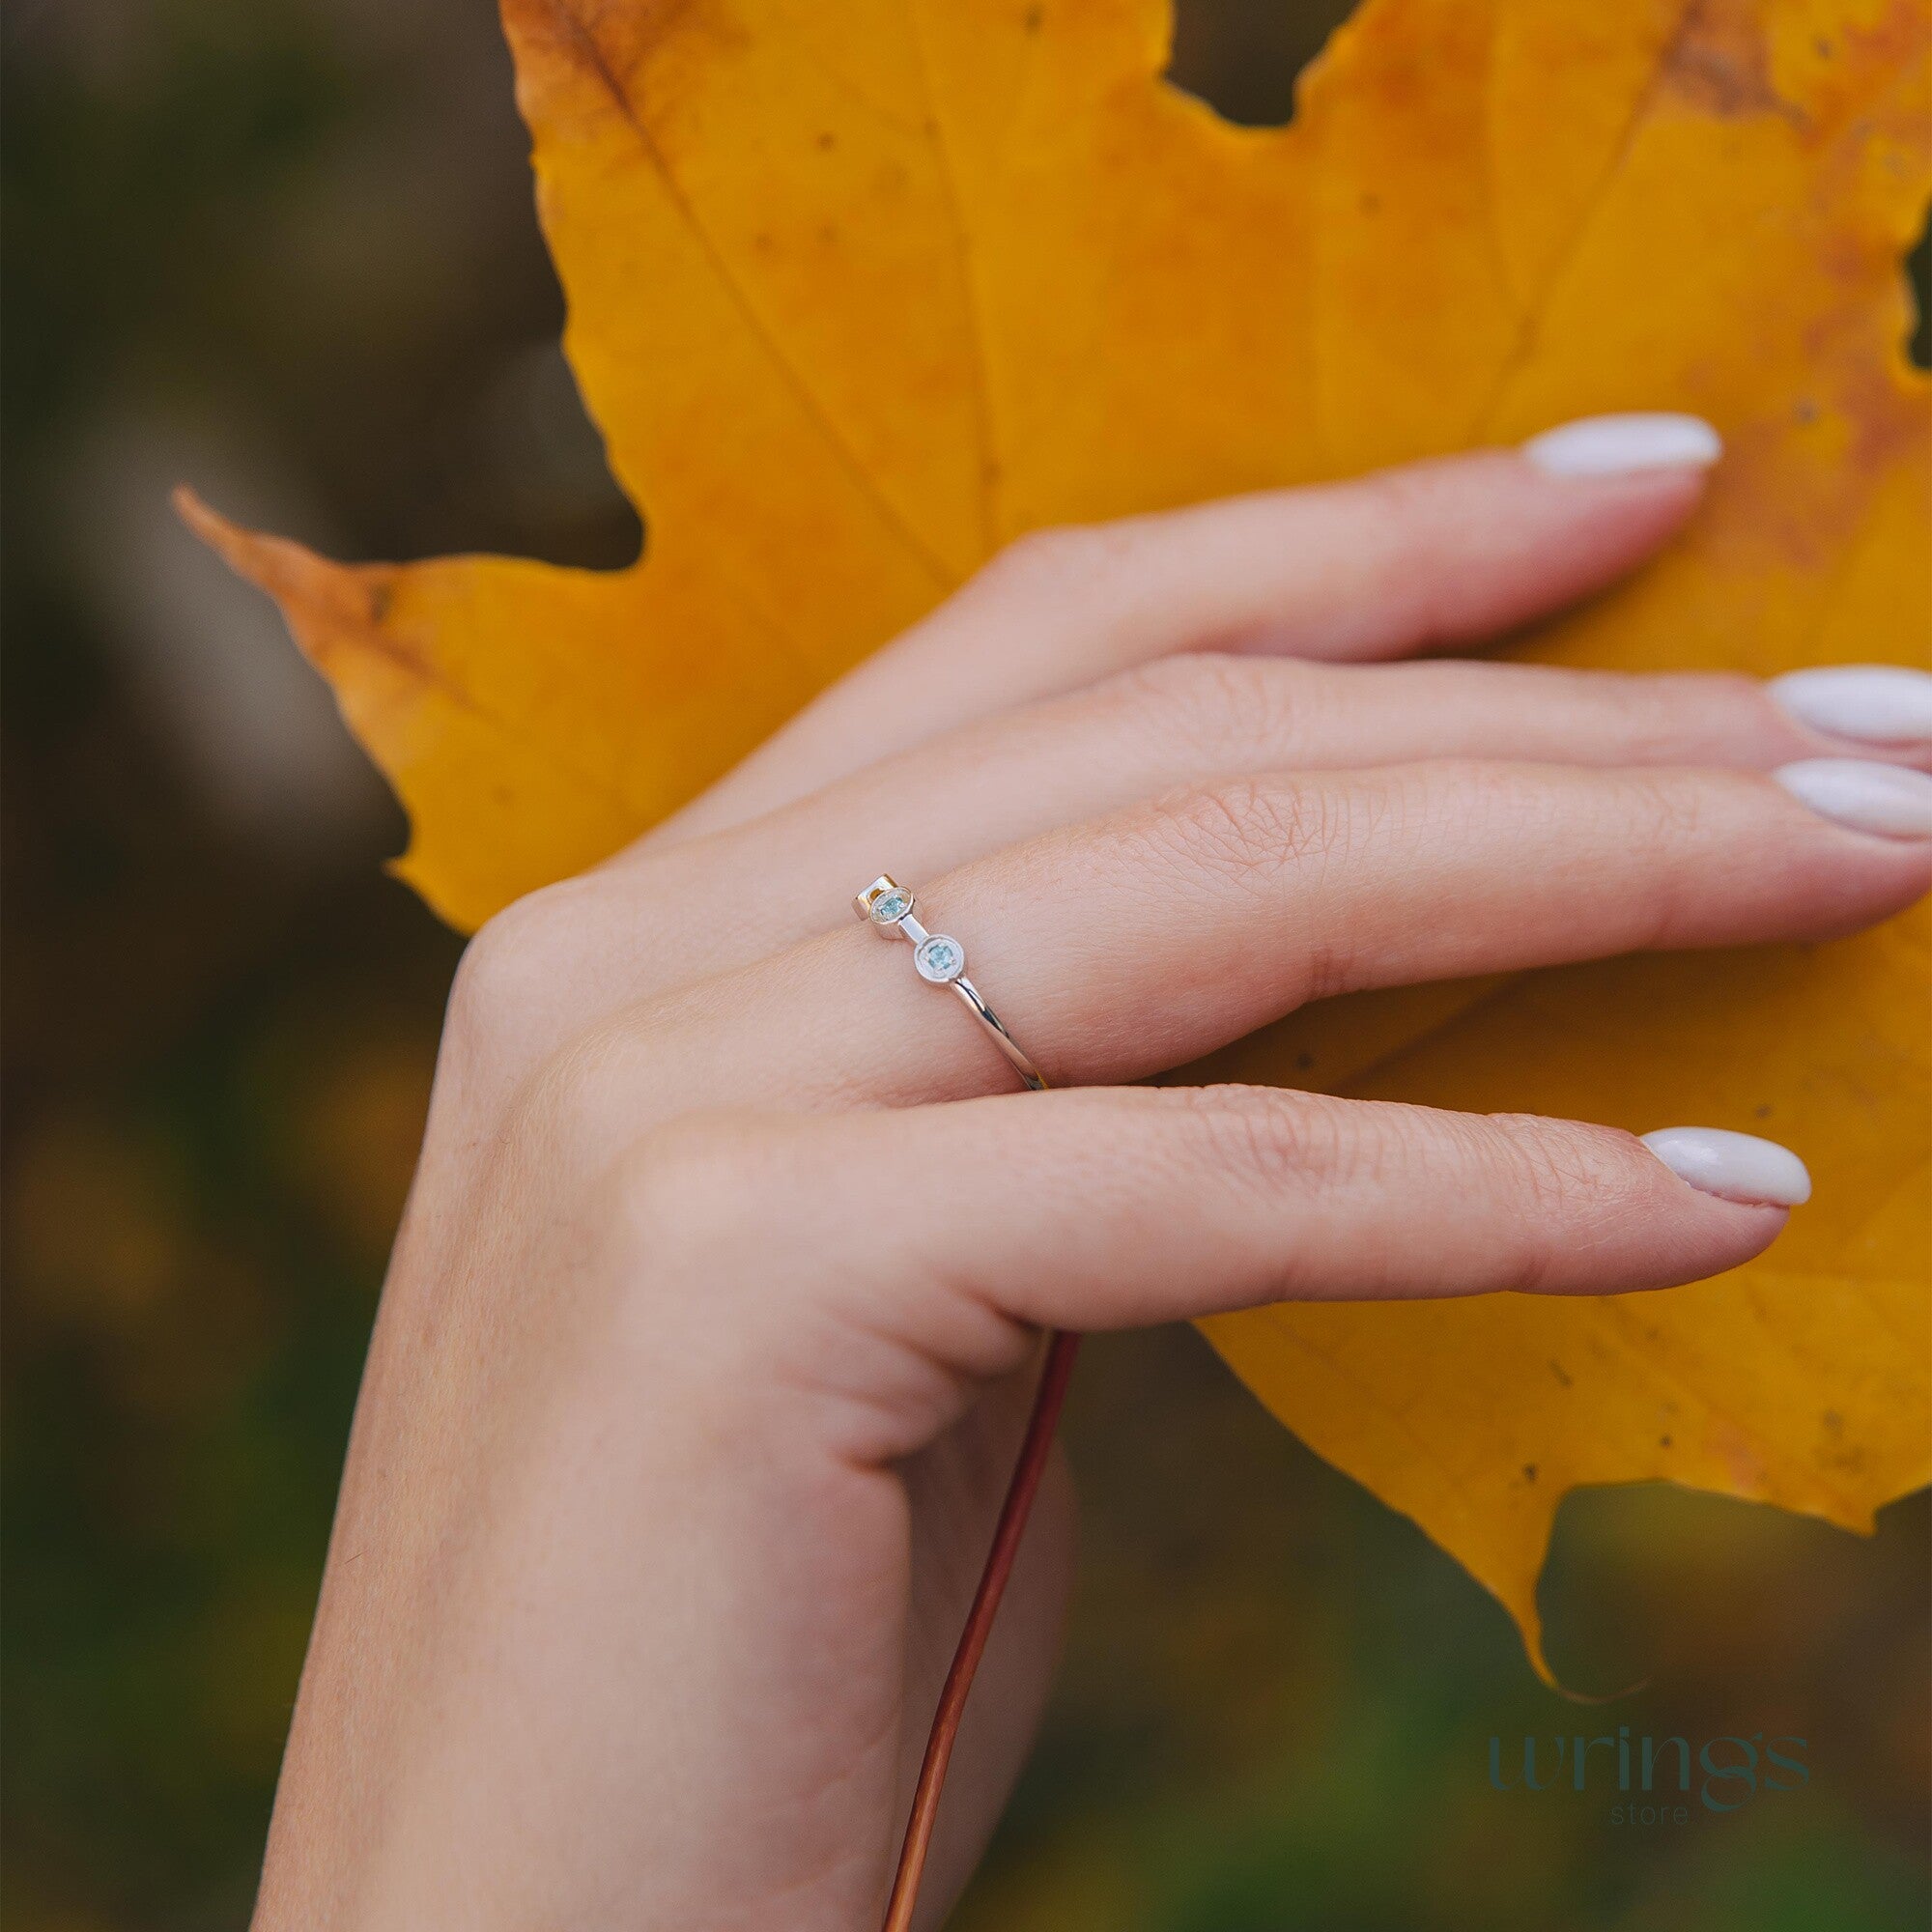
853, 875, 1047, 1092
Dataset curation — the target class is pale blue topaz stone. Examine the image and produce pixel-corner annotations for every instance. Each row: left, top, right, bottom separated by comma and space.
914, 935, 965, 983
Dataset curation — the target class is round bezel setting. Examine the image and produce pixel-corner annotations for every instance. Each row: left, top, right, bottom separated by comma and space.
913, 933, 966, 983
848, 871, 1045, 1089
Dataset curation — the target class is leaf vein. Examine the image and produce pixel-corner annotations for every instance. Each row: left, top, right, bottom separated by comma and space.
1468, 0, 1699, 438
906, 0, 999, 554
535, 0, 958, 589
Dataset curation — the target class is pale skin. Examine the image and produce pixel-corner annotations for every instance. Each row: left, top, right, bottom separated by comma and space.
252, 438, 1932, 1930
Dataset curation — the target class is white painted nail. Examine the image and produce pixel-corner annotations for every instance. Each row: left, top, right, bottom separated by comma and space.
1640, 1127, 1811, 1207
1520, 412, 1722, 477
1774, 758, 1932, 838
1769, 666, 1932, 747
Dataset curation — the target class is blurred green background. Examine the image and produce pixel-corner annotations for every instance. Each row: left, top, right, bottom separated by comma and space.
4, 3, 1928, 1928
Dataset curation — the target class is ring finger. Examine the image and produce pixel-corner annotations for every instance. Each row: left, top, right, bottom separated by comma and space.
501, 758, 1932, 1137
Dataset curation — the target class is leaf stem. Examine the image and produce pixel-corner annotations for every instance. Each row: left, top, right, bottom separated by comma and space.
878, 1327, 1083, 1932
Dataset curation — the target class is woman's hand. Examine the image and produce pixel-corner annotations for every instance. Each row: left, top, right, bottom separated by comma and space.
251, 422, 1932, 1932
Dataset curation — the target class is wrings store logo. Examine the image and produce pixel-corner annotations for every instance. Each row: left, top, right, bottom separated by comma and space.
1489, 1728, 1808, 1822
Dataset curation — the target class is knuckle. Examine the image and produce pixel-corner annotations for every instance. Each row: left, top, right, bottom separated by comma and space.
1616, 772, 1712, 945
1161, 775, 1345, 893
448, 877, 601, 1040
1429, 758, 1540, 833
976, 521, 1132, 604
1593, 759, 1701, 840
596, 1113, 832, 1399
1359, 464, 1436, 522
610, 1113, 779, 1271
978, 525, 1080, 596
1360, 472, 1459, 600
1621, 671, 1765, 764
1167, 1085, 1347, 1195
1629, 770, 1711, 851
1480, 1114, 1646, 1289
1109, 653, 1303, 761
512, 1020, 651, 1162
1416, 760, 1570, 862
1678, 669, 1765, 716
1346, 467, 1520, 649
1489, 1115, 1602, 1219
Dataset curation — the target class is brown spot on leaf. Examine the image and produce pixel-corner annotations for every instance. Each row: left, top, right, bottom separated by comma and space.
1665, 0, 1805, 127
509, 0, 748, 163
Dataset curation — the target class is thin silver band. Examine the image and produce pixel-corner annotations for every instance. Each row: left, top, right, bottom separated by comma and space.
853, 874, 1047, 1092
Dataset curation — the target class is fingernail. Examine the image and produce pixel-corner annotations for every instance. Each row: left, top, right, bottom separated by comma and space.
1769, 666, 1932, 747
1774, 758, 1932, 838
1520, 412, 1722, 477
1641, 1127, 1811, 1206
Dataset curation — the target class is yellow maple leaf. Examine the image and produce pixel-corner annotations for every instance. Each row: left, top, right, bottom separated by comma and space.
181, 0, 1932, 1680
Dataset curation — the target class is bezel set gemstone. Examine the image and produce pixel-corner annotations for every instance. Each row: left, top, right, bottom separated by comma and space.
869, 888, 913, 924
913, 934, 966, 983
